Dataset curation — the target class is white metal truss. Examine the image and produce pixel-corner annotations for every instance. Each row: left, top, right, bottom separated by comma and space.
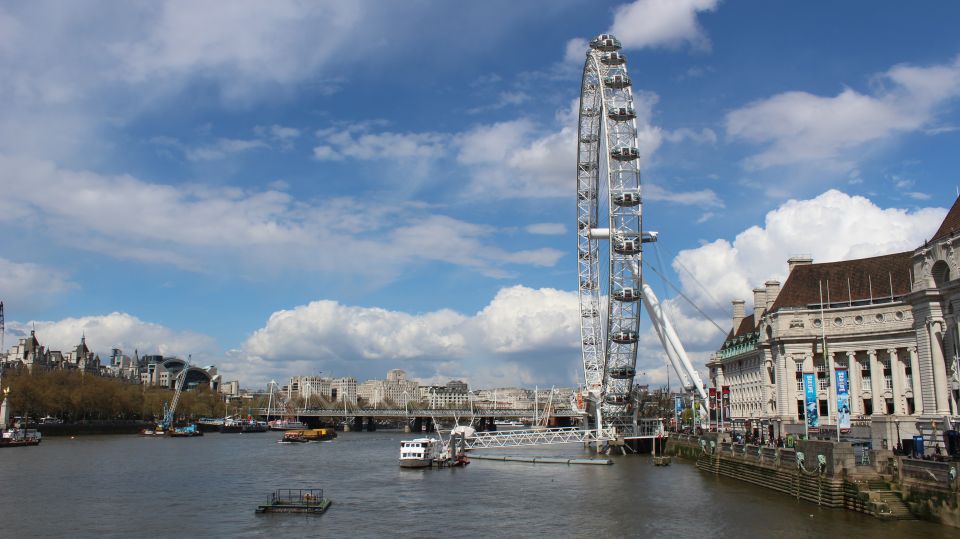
464, 427, 617, 449
577, 34, 643, 434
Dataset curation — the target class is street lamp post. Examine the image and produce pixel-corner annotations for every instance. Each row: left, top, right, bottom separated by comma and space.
776, 418, 782, 446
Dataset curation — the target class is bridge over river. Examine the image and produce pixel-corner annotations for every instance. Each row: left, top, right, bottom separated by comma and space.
253, 408, 581, 420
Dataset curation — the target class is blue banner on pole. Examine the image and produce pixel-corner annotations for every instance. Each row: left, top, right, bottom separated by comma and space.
835, 369, 850, 431
674, 396, 683, 417
803, 372, 819, 431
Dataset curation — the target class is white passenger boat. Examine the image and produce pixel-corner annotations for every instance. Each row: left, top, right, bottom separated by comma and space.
268, 418, 308, 431
399, 438, 441, 468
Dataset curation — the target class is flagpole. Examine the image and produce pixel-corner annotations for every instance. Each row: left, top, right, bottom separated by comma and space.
818, 281, 838, 442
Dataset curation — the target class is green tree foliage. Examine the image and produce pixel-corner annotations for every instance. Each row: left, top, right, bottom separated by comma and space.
3, 368, 224, 422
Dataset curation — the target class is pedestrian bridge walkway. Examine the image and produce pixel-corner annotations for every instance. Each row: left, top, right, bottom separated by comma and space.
458, 420, 663, 450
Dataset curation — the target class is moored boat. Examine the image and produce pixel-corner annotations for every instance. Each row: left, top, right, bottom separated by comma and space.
399, 438, 440, 468
268, 418, 308, 431
197, 417, 225, 432
0, 428, 42, 448
169, 424, 203, 437
220, 418, 268, 433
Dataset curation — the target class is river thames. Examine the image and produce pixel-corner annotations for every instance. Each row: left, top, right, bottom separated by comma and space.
0, 430, 952, 538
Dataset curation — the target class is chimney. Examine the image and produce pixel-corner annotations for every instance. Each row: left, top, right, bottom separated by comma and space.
765, 280, 781, 309
753, 287, 766, 326
732, 300, 745, 332
787, 255, 813, 274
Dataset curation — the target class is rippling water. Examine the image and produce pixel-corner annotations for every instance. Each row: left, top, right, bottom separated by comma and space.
0, 431, 952, 538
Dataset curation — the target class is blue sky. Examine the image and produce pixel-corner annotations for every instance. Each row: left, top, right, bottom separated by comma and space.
2, 1, 959, 389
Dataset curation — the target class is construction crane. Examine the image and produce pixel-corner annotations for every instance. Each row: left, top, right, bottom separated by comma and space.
160, 366, 189, 431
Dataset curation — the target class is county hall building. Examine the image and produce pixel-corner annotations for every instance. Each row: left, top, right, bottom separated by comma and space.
707, 195, 960, 452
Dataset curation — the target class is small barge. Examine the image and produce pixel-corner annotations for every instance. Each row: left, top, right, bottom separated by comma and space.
278, 428, 337, 444
255, 489, 330, 514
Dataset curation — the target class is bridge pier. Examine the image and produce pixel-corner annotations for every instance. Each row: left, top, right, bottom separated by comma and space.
365, 417, 376, 432
351, 417, 364, 432
413, 417, 423, 432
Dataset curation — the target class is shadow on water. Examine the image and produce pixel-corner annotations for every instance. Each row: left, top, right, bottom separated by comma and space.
0, 431, 953, 538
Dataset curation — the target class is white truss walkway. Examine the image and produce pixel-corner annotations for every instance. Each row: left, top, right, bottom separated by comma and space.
464, 427, 616, 449
460, 419, 663, 449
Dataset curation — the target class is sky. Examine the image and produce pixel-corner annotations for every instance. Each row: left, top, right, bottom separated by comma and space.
2, 1, 960, 390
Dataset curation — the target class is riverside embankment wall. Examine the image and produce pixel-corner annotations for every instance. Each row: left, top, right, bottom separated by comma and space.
668, 434, 960, 528
667, 435, 903, 519
897, 458, 960, 527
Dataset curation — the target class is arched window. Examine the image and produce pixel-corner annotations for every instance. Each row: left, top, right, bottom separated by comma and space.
932, 260, 951, 287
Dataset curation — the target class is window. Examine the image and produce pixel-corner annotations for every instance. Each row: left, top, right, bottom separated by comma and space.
816, 358, 829, 390
819, 399, 829, 417
906, 398, 915, 415
861, 361, 872, 391
885, 398, 894, 415
863, 398, 873, 415
882, 357, 893, 390
905, 363, 913, 389
797, 400, 805, 420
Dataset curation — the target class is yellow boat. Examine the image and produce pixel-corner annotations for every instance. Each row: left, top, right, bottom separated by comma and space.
284, 428, 337, 442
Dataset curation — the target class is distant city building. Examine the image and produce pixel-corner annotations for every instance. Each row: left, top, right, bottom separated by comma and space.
422, 380, 471, 408
1, 331, 220, 392
139, 354, 220, 391
2, 332, 102, 374
220, 380, 240, 397
357, 369, 419, 407
472, 387, 574, 410
284, 375, 357, 404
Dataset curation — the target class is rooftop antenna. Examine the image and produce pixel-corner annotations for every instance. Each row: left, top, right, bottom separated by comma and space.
0, 301, 4, 355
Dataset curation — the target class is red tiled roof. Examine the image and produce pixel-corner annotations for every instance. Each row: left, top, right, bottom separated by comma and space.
722, 314, 756, 347
769, 251, 912, 312
733, 314, 755, 337
931, 195, 960, 242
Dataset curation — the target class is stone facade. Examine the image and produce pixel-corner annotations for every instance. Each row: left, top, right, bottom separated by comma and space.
285, 375, 358, 404
708, 196, 960, 452
356, 370, 419, 407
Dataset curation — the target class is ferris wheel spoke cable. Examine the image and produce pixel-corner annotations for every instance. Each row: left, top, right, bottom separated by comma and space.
642, 261, 728, 338
658, 243, 728, 315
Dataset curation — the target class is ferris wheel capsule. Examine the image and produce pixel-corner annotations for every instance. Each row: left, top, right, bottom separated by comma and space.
611, 147, 639, 161
603, 74, 632, 89
600, 52, 626, 66
590, 34, 621, 52
608, 106, 636, 121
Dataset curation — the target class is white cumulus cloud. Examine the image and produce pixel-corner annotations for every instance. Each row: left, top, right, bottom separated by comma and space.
5, 312, 218, 364
0, 257, 77, 310
726, 55, 960, 169
609, 0, 719, 51
235, 286, 583, 387
0, 155, 562, 279
672, 190, 946, 315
